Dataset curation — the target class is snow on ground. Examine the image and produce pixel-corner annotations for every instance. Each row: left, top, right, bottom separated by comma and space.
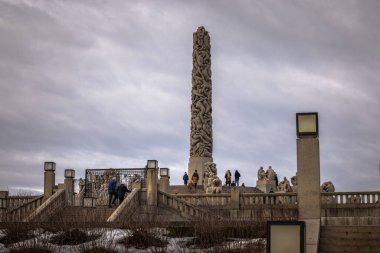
0, 227, 265, 253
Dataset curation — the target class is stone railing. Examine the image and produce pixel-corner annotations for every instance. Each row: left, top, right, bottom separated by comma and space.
8, 196, 42, 210
240, 192, 298, 206
5, 195, 44, 222
107, 188, 140, 223
173, 192, 297, 209
175, 193, 231, 206
321, 191, 380, 205
24, 189, 66, 222
158, 190, 223, 220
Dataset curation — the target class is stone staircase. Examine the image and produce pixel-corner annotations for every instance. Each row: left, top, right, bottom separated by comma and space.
319, 226, 380, 253
52, 206, 117, 223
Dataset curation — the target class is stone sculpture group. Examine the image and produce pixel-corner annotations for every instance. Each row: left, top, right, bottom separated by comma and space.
190, 26, 213, 158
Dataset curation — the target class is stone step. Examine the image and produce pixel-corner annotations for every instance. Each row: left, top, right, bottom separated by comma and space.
319, 226, 380, 253
321, 226, 380, 232
53, 206, 117, 222
319, 238, 380, 246
319, 245, 380, 253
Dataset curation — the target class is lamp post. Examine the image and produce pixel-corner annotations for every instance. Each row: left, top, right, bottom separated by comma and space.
296, 112, 321, 253
159, 168, 170, 193
44, 161, 56, 199
146, 160, 158, 206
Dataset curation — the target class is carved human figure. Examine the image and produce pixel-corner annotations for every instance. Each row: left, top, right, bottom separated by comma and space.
257, 166, 267, 181
291, 173, 297, 186
204, 162, 222, 193
266, 166, 275, 181
278, 177, 291, 192
189, 26, 213, 158
321, 181, 336, 204
321, 181, 335, 193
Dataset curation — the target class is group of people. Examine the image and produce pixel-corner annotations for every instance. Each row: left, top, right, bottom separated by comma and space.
183, 170, 199, 192
224, 169, 241, 186
182, 169, 242, 191
107, 177, 131, 208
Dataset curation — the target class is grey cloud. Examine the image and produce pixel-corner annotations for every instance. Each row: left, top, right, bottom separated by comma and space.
0, 0, 379, 192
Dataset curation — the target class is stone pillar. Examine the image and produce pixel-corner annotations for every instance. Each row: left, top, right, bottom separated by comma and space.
159, 176, 169, 193
188, 26, 213, 186
297, 137, 321, 253
44, 162, 56, 199
297, 137, 320, 219
147, 167, 158, 206
132, 181, 142, 190
64, 169, 75, 206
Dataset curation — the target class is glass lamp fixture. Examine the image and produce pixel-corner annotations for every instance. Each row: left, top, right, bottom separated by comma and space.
44, 162, 56, 171
296, 112, 318, 137
160, 168, 169, 177
64, 169, 75, 179
147, 160, 158, 169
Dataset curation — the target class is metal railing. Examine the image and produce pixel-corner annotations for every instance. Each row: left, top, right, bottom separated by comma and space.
84, 168, 147, 198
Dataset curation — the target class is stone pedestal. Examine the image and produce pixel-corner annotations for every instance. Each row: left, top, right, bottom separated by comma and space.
188, 156, 213, 187
297, 137, 320, 253
297, 137, 320, 219
230, 187, 240, 209
64, 178, 74, 206
256, 180, 276, 193
44, 170, 55, 199
159, 176, 169, 193
147, 167, 158, 206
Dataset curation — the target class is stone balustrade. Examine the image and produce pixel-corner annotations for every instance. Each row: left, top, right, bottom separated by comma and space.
321, 191, 380, 205
158, 190, 223, 220
241, 192, 298, 206
4, 195, 44, 222
107, 188, 139, 223
173, 192, 297, 209
24, 189, 66, 222
174, 193, 231, 206
7, 196, 42, 210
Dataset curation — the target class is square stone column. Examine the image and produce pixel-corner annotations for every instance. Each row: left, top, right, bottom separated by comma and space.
159, 176, 169, 193
44, 162, 56, 200
297, 137, 321, 253
297, 137, 320, 219
146, 167, 158, 206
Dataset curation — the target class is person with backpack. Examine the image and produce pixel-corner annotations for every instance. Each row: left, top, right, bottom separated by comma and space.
234, 170, 241, 186
192, 170, 199, 189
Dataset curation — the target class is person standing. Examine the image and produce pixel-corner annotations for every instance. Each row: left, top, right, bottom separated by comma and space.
108, 177, 117, 208
234, 170, 241, 186
183, 172, 189, 185
192, 170, 199, 189
116, 181, 131, 204
224, 169, 232, 186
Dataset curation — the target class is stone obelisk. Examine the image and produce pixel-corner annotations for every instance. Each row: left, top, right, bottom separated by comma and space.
188, 26, 213, 186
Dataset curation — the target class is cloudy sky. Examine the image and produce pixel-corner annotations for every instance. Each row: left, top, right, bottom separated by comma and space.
0, 0, 379, 193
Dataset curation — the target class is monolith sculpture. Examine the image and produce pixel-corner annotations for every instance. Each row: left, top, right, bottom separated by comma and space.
188, 26, 213, 186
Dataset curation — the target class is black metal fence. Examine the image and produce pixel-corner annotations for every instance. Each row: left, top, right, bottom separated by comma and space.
84, 168, 147, 197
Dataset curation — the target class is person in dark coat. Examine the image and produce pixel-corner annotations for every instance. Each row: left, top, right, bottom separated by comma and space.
108, 177, 117, 208
183, 172, 189, 185
192, 170, 199, 189
116, 182, 131, 204
234, 170, 241, 186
